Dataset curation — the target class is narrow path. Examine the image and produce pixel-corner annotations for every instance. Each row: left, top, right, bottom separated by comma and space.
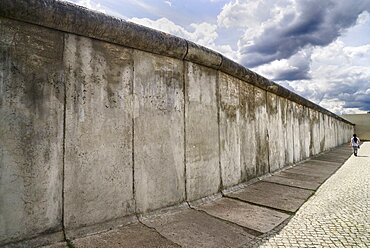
254, 142, 370, 248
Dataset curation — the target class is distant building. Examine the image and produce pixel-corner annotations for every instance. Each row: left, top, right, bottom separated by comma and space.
341, 114, 370, 141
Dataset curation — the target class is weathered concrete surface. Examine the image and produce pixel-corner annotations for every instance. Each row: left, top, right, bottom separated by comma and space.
293, 103, 303, 162
255, 87, 269, 176
219, 72, 242, 187
133, 50, 185, 213
63, 34, 135, 236
40, 242, 68, 248
0, 0, 355, 127
0, 18, 64, 245
285, 164, 338, 180
285, 100, 294, 165
185, 62, 220, 201
313, 153, 352, 163
239, 83, 257, 180
141, 209, 255, 248
0, 1, 356, 245
197, 198, 290, 234
72, 223, 180, 248
263, 171, 324, 190
267, 93, 285, 172
227, 181, 314, 213
40, 144, 353, 248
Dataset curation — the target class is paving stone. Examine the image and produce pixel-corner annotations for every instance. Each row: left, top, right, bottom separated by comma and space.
285, 164, 337, 179
313, 153, 350, 163
141, 209, 254, 248
40, 242, 68, 248
256, 142, 370, 248
227, 181, 314, 213
263, 171, 323, 190
72, 223, 180, 248
196, 197, 290, 233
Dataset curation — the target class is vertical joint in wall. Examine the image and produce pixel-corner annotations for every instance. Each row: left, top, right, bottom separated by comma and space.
183, 60, 188, 202
216, 71, 224, 191
61, 33, 68, 242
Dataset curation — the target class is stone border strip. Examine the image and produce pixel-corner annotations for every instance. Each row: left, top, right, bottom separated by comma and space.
0, 0, 353, 125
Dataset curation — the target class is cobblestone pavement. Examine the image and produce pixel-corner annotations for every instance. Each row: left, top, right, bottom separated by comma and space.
254, 142, 370, 248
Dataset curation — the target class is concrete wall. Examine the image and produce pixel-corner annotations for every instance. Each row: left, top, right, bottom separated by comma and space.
0, 0, 354, 246
342, 114, 370, 141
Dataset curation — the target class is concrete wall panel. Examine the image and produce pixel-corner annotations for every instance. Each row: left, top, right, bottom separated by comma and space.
309, 109, 320, 156
278, 97, 287, 168
0, 18, 64, 245
133, 50, 185, 213
219, 72, 241, 187
293, 102, 301, 162
255, 87, 269, 176
240, 83, 257, 180
185, 62, 220, 201
285, 100, 294, 165
267, 92, 285, 172
64, 35, 135, 235
302, 107, 311, 159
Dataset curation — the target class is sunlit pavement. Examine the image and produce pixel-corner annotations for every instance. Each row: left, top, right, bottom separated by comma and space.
255, 142, 370, 248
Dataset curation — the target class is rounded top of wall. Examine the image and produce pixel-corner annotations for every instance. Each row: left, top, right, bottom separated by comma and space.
0, 0, 353, 125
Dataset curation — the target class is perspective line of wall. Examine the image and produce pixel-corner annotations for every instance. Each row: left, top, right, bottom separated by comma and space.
0, 0, 354, 247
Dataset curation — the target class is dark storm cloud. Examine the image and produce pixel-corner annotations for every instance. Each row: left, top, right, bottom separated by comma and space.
341, 91, 370, 112
291, 76, 370, 113
272, 51, 312, 81
241, 0, 370, 68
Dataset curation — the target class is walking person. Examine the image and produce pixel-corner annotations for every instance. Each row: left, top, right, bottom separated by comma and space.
350, 134, 361, 156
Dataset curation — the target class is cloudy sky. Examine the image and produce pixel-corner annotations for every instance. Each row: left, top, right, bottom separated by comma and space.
65, 0, 370, 115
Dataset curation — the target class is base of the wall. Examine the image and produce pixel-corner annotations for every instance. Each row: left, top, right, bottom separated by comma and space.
2, 230, 64, 248
65, 214, 138, 240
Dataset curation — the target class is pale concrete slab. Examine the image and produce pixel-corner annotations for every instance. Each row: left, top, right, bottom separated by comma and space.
72, 223, 179, 248
197, 198, 290, 234
227, 181, 314, 213
285, 166, 336, 180
185, 62, 221, 201
0, 18, 64, 245
313, 153, 350, 163
40, 242, 68, 248
64, 34, 135, 235
263, 171, 324, 190
239, 82, 257, 180
219, 72, 242, 188
255, 87, 269, 176
141, 209, 254, 248
133, 50, 185, 213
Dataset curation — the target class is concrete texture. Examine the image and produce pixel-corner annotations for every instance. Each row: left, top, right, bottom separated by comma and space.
342, 114, 370, 140
40, 144, 353, 248
0, 0, 354, 126
227, 181, 314, 213
239, 82, 257, 180
255, 87, 269, 176
0, 17, 65, 245
219, 72, 242, 187
267, 93, 285, 172
63, 34, 135, 237
141, 209, 255, 248
185, 62, 220, 201
133, 50, 185, 213
197, 197, 290, 233
72, 223, 180, 248
263, 171, 324, 190
0, 1, 356, 246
